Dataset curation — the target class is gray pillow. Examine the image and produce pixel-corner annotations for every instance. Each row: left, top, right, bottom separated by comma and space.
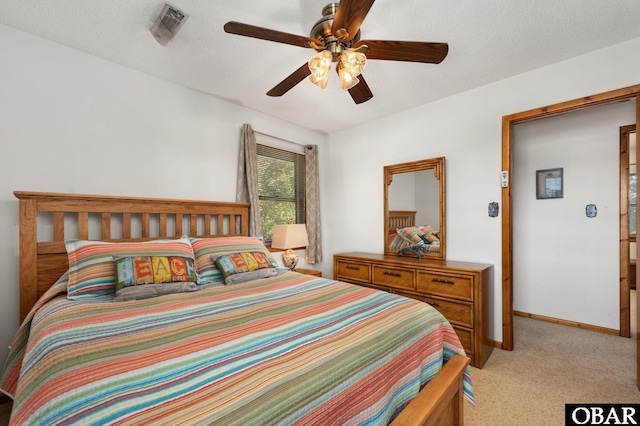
114, 281, 198, 302
224, 268, 279, 285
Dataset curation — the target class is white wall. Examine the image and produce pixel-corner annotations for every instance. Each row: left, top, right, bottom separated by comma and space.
326, 36, 640, 344
513, 102, 635, 329
0, 23, 328, 367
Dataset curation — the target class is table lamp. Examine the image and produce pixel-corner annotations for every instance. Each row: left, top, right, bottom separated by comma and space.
271, 224, 309, 270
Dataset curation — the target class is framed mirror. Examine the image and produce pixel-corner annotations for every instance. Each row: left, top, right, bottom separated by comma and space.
384, 157, 446, 259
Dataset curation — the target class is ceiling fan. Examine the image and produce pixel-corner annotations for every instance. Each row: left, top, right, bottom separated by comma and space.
223, 0, 448, 104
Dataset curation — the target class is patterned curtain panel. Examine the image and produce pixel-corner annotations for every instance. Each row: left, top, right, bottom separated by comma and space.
236, 123, 262, 237
305, 145, 323, 263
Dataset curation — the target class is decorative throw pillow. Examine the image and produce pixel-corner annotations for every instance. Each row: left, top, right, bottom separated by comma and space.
396, 226, 436, 245
420, 230, 440, 244
114, 256, 197, 289
223, 268, 279, 285
113, 282, 198, 302
190, 236, 278, 285
389, 233, 412, 251
213, 252, 275, 279
65, 237, 195, 300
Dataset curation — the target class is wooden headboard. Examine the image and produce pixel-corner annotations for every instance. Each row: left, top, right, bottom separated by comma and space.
14, 191, 250, 321
388, 210, 416, 234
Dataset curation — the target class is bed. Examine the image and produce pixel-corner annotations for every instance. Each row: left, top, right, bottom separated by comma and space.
387, 211, 440, 255
388, 211, 417, 231
1, 191, 472, 425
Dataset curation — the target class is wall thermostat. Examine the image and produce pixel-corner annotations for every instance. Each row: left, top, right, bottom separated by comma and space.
488, 202, 499, 218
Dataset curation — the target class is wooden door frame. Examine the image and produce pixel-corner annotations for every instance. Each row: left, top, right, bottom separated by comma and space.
620, 124, 636, 338
501, 84, 640, 351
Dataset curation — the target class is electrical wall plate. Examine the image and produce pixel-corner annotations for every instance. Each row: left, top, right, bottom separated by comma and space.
500, 171, 509, 187
488, 202, 499, 217
586, 204, 597, 218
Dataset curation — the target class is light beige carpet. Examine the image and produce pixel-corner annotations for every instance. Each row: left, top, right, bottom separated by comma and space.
465, 315, 640, 425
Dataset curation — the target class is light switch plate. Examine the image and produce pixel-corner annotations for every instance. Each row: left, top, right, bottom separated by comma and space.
500, 171, 509, 187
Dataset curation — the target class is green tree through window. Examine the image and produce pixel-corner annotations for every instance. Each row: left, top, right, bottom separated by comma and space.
257, 144, 305, 241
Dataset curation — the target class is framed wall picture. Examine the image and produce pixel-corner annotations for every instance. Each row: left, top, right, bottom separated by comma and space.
536, 168, 563, 199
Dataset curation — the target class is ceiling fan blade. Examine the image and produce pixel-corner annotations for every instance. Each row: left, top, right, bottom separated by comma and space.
348, 74, 373, 104
331, 0, 376, 42
267, 63, 311, 97
356, 40, 449, 63
224, 21, 320, 48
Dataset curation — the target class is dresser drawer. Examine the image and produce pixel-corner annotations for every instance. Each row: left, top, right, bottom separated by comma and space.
372, 266, 414, 290
417, 271, 473, 301
400, 292, 473, 328
335, 260, 371, 283
452, 326, 474, 357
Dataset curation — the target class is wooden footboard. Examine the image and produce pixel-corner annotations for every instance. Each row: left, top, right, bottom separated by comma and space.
391, 355, 470, 426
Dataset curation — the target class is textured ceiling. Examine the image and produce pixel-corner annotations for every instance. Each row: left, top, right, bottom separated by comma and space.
2, 0, 640, 133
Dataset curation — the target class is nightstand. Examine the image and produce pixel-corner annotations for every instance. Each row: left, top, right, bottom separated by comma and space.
295, 268, 322, 278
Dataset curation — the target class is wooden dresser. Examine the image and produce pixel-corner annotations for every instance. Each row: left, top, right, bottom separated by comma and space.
333, 252, 493, 368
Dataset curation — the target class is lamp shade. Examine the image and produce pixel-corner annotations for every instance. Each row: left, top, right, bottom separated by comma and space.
271, 224, 309, 250
271, 224, 309, 270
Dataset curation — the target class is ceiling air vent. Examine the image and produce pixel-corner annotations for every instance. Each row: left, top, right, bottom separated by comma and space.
151, 4, 187, 46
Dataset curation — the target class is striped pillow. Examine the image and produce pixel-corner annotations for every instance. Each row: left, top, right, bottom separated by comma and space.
190, 236, 277, 285
65, 237, 195, 300
396, 226, 436, 245
389, 233, 412, 251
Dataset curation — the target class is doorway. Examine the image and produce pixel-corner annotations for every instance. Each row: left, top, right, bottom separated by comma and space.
510, 103, 632, 335
500, 84, 640, 353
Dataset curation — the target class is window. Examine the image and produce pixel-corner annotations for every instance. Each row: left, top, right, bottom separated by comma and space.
257, 144, 305, 242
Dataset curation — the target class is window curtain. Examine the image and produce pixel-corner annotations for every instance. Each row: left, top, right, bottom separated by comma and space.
305, 145, 323, 263
236, 123, 262, 238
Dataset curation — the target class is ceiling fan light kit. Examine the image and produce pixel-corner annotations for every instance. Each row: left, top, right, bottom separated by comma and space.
223, 0, 448, 104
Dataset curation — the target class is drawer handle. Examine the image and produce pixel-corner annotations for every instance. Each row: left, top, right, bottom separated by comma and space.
432, 277, 455, 285
426, 301, 440, 307
346, 265, 361, 271
383, 271, 402, 277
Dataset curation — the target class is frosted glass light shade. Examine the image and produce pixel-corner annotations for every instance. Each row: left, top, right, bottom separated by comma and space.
308, 50, 332, 90
338, 65, 359, 90
337, 50, 366, 90
340, 50, 366, 77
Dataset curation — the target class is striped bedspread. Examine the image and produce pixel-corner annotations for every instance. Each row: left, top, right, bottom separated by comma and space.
1, 272, 473, 425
